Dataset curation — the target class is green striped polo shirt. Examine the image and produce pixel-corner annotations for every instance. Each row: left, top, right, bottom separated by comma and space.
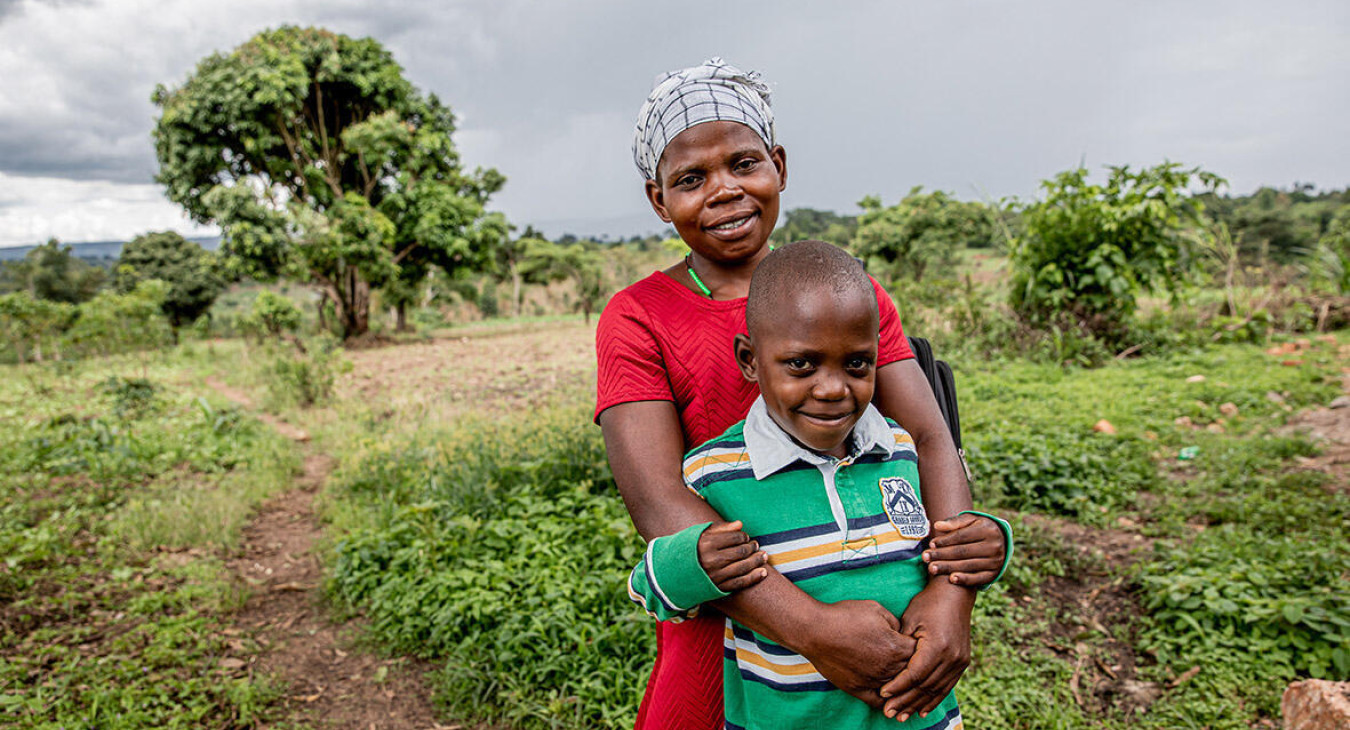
628, 398, 964, 730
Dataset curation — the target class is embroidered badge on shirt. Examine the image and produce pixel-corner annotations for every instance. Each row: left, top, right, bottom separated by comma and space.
879, 476, 929, 539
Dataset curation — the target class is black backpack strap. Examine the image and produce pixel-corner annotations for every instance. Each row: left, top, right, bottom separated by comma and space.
905, 336, 972, 483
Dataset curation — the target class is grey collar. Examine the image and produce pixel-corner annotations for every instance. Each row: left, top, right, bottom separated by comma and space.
743, 396, 895, 481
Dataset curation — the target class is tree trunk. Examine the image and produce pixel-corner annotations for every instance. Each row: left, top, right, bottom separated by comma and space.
396, 301, 409, 332
337, 266, 370, 339
510, 263, 523, 318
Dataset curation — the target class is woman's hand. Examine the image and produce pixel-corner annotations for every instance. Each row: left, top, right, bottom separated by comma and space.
879, 582, 975, 722
923, 513, 1007, 587
794, 599, 917, 709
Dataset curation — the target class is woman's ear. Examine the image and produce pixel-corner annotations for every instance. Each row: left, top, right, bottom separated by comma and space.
645, 179, 672, 223
733, 334, 758, 382
771, 145, 787, 192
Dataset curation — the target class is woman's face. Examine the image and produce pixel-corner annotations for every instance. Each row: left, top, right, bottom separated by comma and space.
645, 121, 787, 267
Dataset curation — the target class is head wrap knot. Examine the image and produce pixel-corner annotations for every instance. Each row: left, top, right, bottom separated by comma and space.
632, 57, 775, 181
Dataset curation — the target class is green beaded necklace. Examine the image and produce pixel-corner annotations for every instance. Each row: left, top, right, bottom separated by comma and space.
685, 245, 774, 299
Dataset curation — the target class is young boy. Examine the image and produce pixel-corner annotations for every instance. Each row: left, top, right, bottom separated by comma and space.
628, 240, 966, 730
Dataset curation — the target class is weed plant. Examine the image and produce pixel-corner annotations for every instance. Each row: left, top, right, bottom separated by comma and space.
0, 353, 297, 727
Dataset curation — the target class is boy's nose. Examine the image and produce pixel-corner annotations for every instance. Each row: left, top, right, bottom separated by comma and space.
811, 372, 848, 400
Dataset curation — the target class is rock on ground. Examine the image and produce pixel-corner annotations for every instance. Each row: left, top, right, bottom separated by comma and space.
1282, 679, 1350, 730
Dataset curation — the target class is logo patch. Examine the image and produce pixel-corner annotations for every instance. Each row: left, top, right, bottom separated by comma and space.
879, 476, 929, 539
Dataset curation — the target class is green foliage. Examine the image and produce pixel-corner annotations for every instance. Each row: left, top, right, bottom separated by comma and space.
65, 280, 174, 359
769, 207, 858, 249
0, 354, 296, 727
967, 430, 1153, 517
1138, 524, 1349, 680
329, 408, 648, 729
854, 188, 998, 282
1010, 163, 1225, 346
0, 290, 76, 363
116, 231, 228, 333
242, 289, 303, 340
152, 25, 507, 338
519, 239, 609, 322
261, 335, 348, 408
0, 238, 107, 304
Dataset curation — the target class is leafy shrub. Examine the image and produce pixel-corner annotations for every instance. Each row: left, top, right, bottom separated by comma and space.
329, 408, 649, 729
1010, 163, 1223, 347
242, 290, 302, 340
966, 430, 1154, 518
262, 335, 348, 408
99, 375, 161, 419
1137, 524, 1350, 680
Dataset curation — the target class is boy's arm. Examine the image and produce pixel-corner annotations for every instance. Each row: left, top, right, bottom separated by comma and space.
601, 400, 917, 708
627, 520, 768, 622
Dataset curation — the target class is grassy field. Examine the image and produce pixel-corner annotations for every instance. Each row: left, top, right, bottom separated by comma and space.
2, 317, 1346, 729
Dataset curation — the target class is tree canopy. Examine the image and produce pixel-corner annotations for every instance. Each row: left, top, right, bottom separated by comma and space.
152, 26, 506, 338
116, 231, 227, 335
0, 239, 106, 304
852, 188, 998, 282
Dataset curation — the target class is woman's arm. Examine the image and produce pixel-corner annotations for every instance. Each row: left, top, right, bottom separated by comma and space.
601, 400, 916, 707
872, 359, 999, 721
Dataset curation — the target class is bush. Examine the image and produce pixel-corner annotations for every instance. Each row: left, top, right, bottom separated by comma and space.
966, 429, 1154, 518
329, 408, 650, 729
1010, 163, 1224, 348
1137, 524, 1350, 680
261, 335, 347, 408
242, 290, 302, 341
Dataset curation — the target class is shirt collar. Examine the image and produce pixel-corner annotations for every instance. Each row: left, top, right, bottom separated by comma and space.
743, 396, 895, 480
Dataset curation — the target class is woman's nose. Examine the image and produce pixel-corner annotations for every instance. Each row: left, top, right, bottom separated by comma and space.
706, 171, 742, 203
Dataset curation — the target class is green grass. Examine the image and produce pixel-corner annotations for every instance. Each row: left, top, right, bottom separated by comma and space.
320, 334, 1348, 729
0, 350, 298, 728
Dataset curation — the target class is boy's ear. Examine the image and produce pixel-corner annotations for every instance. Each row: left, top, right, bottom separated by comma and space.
733, 334, 757, 382
644, 179, 672, 223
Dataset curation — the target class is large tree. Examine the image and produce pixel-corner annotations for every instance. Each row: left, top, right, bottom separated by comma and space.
0, 239, 106, 303
152, 26, 506, 339
852, 188, 997, 282
116, 231, 227, 338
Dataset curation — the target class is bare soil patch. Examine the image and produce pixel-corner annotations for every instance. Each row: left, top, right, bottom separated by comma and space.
338, 321, 596, 423
1280, 368, 1350, 494
226, 452, 453, 729
205, 375, 457, 728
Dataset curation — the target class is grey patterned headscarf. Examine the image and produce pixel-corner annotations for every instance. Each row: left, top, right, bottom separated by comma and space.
632, 57, 775, 181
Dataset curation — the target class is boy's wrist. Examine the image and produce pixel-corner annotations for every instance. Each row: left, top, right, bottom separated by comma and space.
648, 522, 730, 611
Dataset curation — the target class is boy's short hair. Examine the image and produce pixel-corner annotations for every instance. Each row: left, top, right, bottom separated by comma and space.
745, 240, 877, 336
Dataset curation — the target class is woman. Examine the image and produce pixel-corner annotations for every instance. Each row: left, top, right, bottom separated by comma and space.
596, 59, 1009, 729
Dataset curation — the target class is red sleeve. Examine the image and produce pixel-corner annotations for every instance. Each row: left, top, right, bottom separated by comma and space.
595, 290, 675, 423
872, 277, 913, 366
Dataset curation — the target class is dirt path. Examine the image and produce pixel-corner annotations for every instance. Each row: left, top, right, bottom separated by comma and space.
205, 380, 453, 729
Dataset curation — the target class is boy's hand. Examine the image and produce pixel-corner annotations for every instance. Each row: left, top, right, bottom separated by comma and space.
922, 513, 1006, 587
699, 520, 769, 592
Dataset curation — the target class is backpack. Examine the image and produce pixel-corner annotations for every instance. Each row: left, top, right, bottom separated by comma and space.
906, 336, 972, 482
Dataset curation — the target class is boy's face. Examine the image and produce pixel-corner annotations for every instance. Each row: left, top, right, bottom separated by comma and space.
735, 288, 879, 459
645, 121, 787, 266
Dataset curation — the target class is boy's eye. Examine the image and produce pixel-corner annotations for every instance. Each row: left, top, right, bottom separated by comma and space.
786, 358, 812, 371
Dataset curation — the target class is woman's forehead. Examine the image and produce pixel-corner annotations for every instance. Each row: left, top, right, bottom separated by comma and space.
657, 121, 770, 173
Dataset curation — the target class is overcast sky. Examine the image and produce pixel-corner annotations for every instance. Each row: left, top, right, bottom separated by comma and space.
0, 0, 1347, 246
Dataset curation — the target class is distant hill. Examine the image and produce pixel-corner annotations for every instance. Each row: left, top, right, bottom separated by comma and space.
0, 237, 222, 262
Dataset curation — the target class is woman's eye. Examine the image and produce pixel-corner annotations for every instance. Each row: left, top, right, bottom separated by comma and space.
735, 158, 758, 172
